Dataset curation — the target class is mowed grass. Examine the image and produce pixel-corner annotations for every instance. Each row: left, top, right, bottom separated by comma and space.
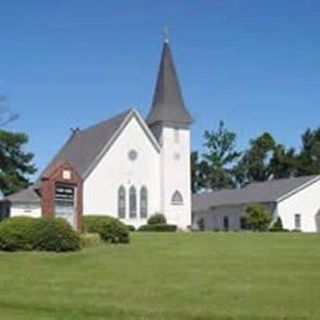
0, 233, 320, 320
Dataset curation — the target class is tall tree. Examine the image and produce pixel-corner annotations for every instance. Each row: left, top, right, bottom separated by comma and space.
235, 132, 295, 186
191, 151, 210, 193
202, 121, 241, 190
295, 127, 320, 176
270, 144, 296, 179
0, 130, 36, 195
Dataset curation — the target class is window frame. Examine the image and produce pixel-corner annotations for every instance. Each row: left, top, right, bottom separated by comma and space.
140, 186, 148, 219
129, 186, 137, 218
118, 186, 126, 219
171, 190, 183, 205
294, 213, 301, 230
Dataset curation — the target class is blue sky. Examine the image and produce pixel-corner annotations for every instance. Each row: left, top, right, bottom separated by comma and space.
1, 1, 319, 179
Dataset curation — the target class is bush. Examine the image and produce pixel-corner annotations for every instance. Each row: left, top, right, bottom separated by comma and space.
269, 217, 284, 232
147, 213, 167, 225
242, 203, 272, 232
33, 217, 80, 252
0, 216, 38, 251
83, 215, 129, 244
126, 225, 136, 232
0, 216, 81, 252
196, 218, 205, 231
138, 224, 177, 232
80, 233, 102, 248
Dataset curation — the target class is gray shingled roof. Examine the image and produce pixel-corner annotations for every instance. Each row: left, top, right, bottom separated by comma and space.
5, 187, 40, 204
146, 42, 193, 126
37, 109, 132, 182
192, 175, 320, 212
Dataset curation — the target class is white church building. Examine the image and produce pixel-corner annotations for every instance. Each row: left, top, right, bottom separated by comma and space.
2, 38, 193, 230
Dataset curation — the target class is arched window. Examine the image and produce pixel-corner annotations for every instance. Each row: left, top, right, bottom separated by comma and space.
129, 186, 137, 218
140, 186, 148, 218
171, 190, 183, 205
118, 186, 126, 219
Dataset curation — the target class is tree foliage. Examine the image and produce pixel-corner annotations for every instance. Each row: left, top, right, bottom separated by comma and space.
295, 128, 320, 176
235, 133, 296, 187
191, 151, 210, 193
0, 130, 36, 195
198, 121, 241, 191
191, 123, 320, 193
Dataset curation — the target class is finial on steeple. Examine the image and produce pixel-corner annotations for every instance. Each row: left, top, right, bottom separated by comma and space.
162, 26, 169, 43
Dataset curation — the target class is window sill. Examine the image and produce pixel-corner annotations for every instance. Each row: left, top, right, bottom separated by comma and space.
171, 202, 183, 206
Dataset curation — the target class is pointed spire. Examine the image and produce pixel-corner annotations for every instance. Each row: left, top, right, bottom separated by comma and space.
146, 35, 193, 126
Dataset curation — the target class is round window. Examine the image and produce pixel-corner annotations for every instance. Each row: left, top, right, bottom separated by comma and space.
128, 149, 138, 161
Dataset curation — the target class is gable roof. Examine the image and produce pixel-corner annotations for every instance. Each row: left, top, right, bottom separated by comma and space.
146, 41, 193, 126
5, 187, 40, 204
36, 108, 160, 184
36, 109, 131, 182
192, 175, 320, 212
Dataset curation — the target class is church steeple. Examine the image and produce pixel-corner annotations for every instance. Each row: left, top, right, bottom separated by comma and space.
146, 36, 193, 127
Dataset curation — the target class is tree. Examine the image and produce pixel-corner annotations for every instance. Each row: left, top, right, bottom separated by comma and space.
0, 130, 36, 195
202, 121, 241, 190
241, 203, 272, 231
235, 132, 295, 187
270, 144, 296, 179
295, 127, 320, 176
235, 133, 276, 186
191, 151, 210, 193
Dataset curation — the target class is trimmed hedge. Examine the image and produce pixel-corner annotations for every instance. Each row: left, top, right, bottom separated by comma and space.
0, 216, 80, 252
83, 215, 129, 244
33, 217, 80, 252
138, 224, 177, 232
147, 214, 167, 225
0, 217, 38, 251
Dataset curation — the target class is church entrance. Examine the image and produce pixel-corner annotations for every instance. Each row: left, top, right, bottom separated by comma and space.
54, 184, 76, 229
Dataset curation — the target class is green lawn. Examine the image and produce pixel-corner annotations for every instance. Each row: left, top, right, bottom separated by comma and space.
0, 232, 319, 320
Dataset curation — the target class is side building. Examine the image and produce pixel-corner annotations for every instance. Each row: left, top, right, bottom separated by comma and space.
192, 175, 320, 232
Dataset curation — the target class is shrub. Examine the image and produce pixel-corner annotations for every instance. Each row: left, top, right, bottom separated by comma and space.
269, 217, 284, 232
126, 225, 136, 232
0, 216, 81, 252
83, 215, 129, 244
196, 218, 205, 231
33, 217, 80, 252
80, 233, 102, 248
147, 213, 167, 225
0, 216, 38, 251
138, 224, 177, 232
242, 203, 272, 232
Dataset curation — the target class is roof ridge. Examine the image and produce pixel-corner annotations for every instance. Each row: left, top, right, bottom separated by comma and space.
80, 108, 133, 134
246, 175, 319, 187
